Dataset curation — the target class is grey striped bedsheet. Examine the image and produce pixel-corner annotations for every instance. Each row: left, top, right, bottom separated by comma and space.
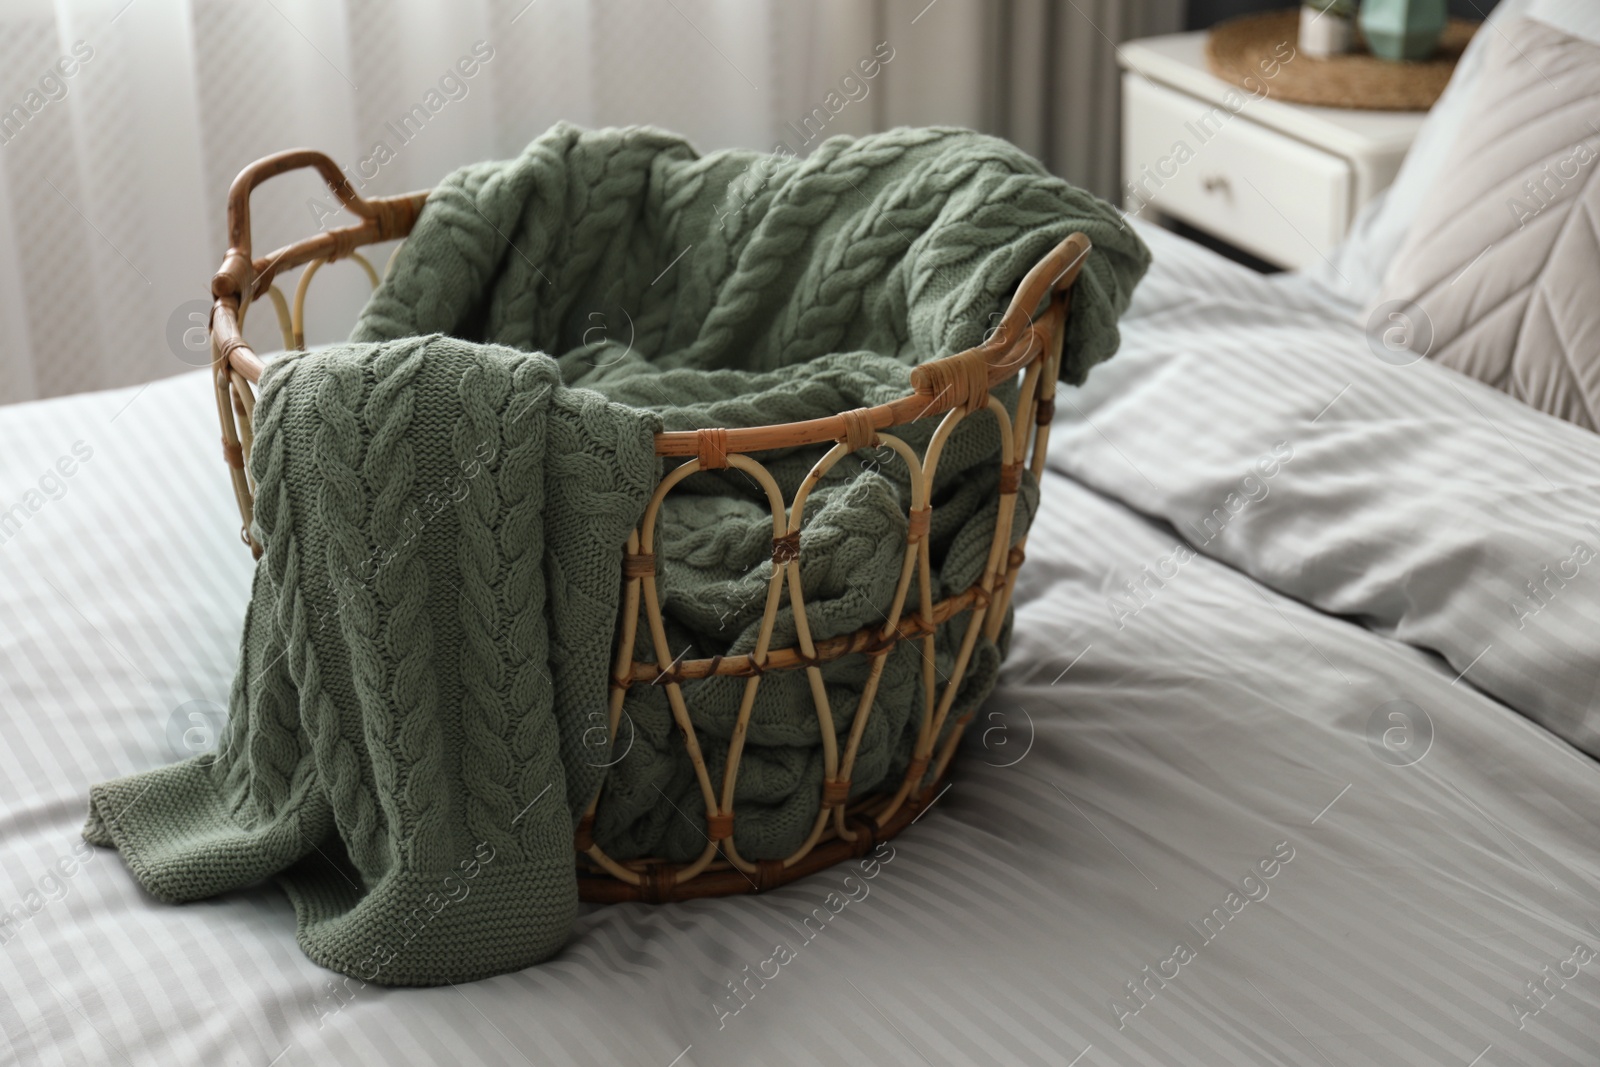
0, 222, 1597, 1066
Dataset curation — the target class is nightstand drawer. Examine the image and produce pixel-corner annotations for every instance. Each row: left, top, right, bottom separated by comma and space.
1121, 74, 1353, 269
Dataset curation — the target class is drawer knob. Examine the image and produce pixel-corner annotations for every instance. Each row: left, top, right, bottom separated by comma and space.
1202, 174, 1231, 194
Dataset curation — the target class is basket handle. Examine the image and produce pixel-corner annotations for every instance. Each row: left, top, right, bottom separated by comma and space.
209, 149, 429, 382
909, 231, 1091, 410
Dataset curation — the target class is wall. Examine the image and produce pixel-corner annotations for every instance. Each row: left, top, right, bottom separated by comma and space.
1187, 0, 1499, 31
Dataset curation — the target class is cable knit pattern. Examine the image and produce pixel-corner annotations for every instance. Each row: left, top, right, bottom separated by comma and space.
84, 123, 1148, 986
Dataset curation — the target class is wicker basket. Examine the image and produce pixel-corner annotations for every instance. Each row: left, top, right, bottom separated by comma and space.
207, 149, 1090, 903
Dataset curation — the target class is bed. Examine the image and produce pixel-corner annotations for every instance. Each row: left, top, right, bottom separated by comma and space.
3, 214, 1600, 1066
8, 2, 1600, 1060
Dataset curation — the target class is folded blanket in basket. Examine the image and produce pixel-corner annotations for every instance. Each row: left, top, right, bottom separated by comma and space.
84, 123, 1149, 985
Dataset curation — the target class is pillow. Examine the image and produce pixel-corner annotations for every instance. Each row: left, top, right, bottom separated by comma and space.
1302, 0, 1600, 314
1371, 17, 1600, 429
1054, 227, 1600, 758
1299, 0, 1531, 311
1525, 0, 1600, 40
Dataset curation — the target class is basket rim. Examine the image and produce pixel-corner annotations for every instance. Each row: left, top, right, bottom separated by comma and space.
206, 148, 1092, 459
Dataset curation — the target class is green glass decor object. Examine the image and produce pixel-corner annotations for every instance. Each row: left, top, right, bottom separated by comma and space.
1360, 0, 1447, 61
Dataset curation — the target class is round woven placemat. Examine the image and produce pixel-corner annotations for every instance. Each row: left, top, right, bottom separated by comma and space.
1206, 11, 1479, 111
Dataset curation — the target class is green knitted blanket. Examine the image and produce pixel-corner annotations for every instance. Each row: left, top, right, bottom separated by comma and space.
85, 123, 1148, 986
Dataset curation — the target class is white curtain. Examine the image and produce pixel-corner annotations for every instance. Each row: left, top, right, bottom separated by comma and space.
992, 0, 1187, 195
0, 0, 1179, 404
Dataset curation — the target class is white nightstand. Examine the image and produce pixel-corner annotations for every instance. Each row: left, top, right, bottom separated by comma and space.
1118, 32, 1430, 270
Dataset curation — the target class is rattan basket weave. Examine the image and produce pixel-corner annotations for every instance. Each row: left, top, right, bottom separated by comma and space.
206, 149, 1090, 903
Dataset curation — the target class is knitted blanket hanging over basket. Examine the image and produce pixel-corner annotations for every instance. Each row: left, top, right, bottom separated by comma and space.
85, 124, 1150, 986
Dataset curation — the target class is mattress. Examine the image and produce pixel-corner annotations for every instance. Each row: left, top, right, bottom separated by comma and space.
3, 222, 1599, 1066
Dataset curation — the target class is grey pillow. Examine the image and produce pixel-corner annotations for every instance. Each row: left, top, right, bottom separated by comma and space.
1372, 17, 1600, 429
1052, 221, 1600, 758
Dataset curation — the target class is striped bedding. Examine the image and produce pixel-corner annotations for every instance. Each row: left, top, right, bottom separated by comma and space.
2, 221, 1598, 1066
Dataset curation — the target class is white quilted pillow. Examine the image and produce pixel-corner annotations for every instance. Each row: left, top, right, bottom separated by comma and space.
1304, 0, 1531, 310
1372, 17, 1600, 428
